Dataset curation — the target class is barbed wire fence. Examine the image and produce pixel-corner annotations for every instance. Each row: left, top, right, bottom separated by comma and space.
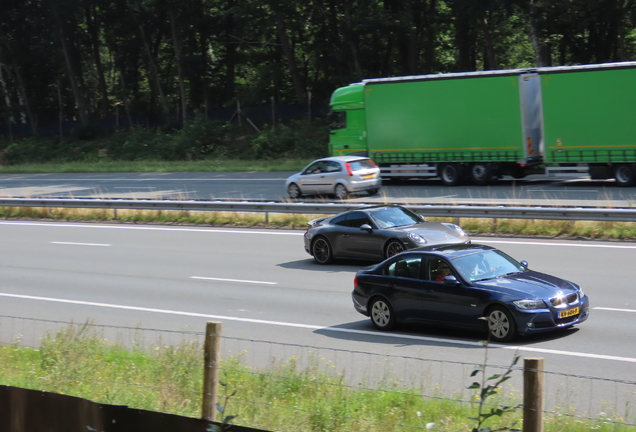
0, 315, 634, 431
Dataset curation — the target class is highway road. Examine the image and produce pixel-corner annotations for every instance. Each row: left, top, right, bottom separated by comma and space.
1, 171, 636, 206
0, 220, 635, 422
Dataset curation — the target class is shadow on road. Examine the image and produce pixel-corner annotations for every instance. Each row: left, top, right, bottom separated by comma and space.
277, 258, 373, 273
313, 319, 580, 348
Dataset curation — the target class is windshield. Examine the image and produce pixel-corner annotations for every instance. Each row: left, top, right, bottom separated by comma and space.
451, 249, 526, 282
371, 207, 423, 229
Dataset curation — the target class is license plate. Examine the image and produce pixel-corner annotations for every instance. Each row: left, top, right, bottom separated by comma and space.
363, 174, 375, 179
559, 307, 579, 318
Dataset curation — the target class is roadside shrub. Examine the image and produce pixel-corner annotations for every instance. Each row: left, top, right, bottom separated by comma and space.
4, 137, 64, 164
250, 119, 329, 159
170, 115, 229, 160
105, 126, 160, 160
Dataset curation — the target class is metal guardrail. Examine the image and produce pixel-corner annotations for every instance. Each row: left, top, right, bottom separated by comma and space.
1, 197, 635, 222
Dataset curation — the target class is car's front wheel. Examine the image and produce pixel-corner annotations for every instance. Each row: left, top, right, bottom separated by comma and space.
370, 297, 396, 330
311, 236, 333, 264
385, 240, 405, 259
287, 183, 302, 199
486, 306, 516, 342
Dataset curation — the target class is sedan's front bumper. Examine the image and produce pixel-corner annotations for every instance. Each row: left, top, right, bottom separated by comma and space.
514, 295, 590, 336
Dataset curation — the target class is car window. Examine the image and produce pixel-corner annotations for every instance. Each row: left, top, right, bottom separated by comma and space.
348, 159, 376, 170
326, 161, 342, 172
451, 250, 526, 282
386, 256, 422, 279
427, 258, 456, 282
304, 161, 327, 174
371, 206, 423, 229
331, 214, 348, 226
345, 211, 371, 228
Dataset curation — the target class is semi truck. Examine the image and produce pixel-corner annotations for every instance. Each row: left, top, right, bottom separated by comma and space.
328, 61, 636, 186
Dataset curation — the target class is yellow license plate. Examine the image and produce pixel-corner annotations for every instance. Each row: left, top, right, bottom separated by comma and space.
559, 307, 579, 318
363, 174, 375, 179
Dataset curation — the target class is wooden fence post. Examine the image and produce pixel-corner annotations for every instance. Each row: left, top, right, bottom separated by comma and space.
202, 321, 222, 421
523, 357, 544, 432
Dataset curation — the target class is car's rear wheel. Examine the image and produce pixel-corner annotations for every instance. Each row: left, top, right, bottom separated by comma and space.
368, 188, 379, 196
312, 236, 333, 264
287, 183, 302, 199
385, 240, 405, 259
486, 306, 516, 342
370, 297, 396, 330
334, 183, 349, 200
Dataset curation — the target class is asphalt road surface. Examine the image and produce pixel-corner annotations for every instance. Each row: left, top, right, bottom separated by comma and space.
1, 171, 636, 206
0, 220, 634, 421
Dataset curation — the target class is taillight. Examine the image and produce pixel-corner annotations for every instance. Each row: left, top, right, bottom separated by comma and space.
353, 275, 358, 288
345, 162, 354, 176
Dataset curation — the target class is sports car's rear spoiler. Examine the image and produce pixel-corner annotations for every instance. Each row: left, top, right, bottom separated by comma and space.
307, 217, 327, 227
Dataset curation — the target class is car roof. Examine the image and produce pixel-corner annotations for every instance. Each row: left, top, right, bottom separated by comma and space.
332, 204, 406, 216
403, 243, 496, 259
316, 156, 373, 163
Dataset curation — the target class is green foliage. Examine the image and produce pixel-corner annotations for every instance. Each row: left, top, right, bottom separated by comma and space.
0, 326, 634, 432
249, 119, 329, 160
2, 118, 325, 164
467, 350, 522, 432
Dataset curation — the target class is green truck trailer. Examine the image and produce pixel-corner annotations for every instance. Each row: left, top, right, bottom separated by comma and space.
328, 61, 636, 186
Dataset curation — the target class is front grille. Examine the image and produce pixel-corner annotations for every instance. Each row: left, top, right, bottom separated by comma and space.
550, 292, 578, 307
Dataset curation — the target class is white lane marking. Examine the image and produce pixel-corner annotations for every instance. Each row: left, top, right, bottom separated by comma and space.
1, 292, 635, 364
0, 221, 303, 235
191, 276, 277, 285
595, 307, 636, 313
51, 242, 111, 247
526, 189, 598, 193
3, 221, 636, 249
482, 240, 636, 250
3, 220, 636, 249
0, 178, 284, 182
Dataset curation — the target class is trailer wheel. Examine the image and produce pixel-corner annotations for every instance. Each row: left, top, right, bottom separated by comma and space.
469, 163, 493, 185
614, 164, 636, 187
510, 165, 526, 179
439, 163, 463, 186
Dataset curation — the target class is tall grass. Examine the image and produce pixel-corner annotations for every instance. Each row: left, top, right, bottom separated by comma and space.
0, 205, 634, 240
0, 324, 632, 432
0, 158, 309, 174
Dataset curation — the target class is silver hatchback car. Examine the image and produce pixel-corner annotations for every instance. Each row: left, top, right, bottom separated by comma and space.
286, 156, 382, 199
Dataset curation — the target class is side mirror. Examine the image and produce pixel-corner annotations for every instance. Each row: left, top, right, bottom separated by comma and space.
443, 275, 461, 286
520, 260, 529, 269
359, 224, 373, 232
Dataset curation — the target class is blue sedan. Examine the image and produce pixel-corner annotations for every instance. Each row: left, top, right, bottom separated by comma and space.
352, 243, 590, 342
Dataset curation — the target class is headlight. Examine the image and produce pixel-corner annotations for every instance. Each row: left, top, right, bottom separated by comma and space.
407, 232, 428, 244
513, 299, 547, 310
578, 287, 584, 298
442, 223, 467, 237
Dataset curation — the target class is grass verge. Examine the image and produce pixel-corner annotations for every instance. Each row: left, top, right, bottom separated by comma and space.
0, 158, 309, 173
0, 324, 631, 432
1, 206, 635, 241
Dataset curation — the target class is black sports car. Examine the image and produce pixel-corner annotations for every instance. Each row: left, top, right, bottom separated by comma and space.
352, 243, 590, 342
303, 205, 470, 264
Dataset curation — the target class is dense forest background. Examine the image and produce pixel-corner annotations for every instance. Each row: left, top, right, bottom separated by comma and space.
1, 0, 635, 163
